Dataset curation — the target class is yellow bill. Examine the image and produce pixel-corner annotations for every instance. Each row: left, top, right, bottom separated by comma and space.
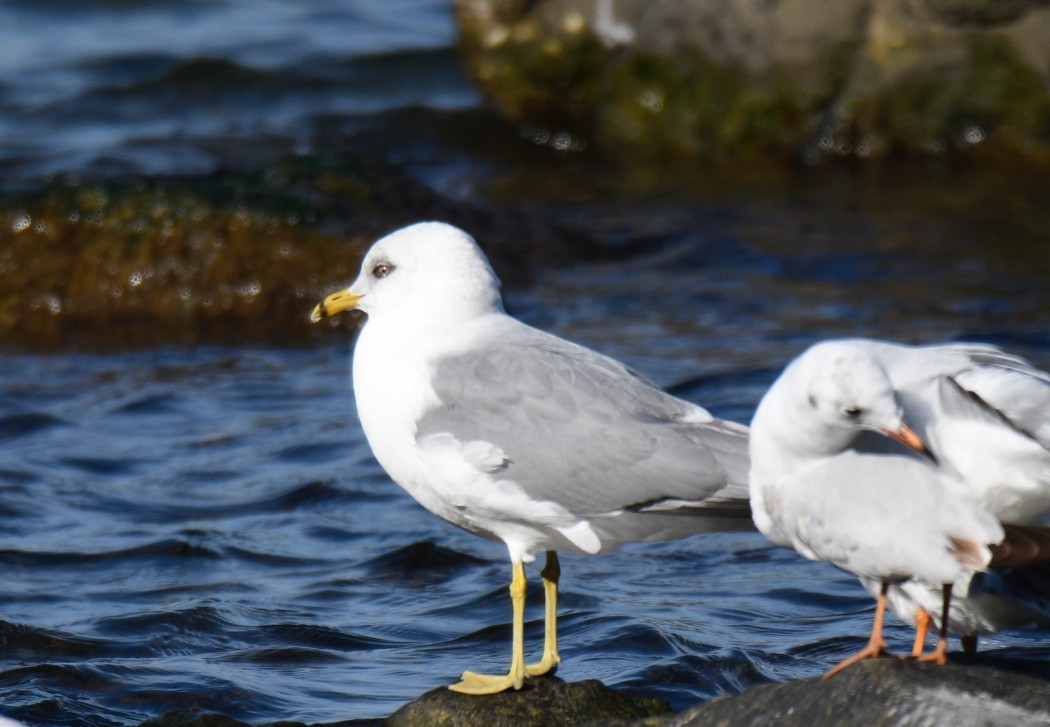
310, 289, 362, 322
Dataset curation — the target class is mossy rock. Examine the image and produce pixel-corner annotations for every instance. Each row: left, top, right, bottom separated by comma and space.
0, 153, 568, 350
0, 163, 374, 349
454, 0, 1050, 164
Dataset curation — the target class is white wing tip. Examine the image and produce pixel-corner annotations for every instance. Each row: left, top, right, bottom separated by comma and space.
556, 520, 602, 554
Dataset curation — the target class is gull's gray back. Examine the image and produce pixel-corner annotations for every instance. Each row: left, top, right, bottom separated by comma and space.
416, 320, 751, 523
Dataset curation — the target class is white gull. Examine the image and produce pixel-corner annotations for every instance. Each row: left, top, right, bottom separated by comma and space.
312, 221, 752, 693
748, 340, 1004, 677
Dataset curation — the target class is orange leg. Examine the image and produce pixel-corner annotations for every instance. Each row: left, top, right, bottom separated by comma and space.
823, 582, 890, 680
916, 584, 952, 666
910, 607, 932, 657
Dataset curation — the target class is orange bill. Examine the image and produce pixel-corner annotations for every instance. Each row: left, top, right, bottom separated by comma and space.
884, 422, 928, 454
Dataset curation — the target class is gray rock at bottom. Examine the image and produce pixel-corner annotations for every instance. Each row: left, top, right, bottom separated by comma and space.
135, 657, 1050, 726
657, 656, 1050, 727
384, 676, 670, 727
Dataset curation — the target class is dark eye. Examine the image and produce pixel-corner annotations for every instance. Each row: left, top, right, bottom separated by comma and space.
841, 406, 862, 419
372, 262, 395, 279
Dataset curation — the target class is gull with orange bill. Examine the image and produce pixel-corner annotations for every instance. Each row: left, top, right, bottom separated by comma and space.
748, 340, 1005, 677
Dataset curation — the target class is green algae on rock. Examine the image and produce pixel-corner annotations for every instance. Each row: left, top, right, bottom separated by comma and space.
455, 0, 865, 160
454, 0, 1050, 163
0, 158, 449, 350
0, 148, 584, 351
1, 181, 359, 348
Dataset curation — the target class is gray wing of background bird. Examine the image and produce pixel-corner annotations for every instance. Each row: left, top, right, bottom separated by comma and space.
415, 320, 751, 522
951, 362, 1050, 447
852, 339, 1050, 446
935, 375, 1050, 451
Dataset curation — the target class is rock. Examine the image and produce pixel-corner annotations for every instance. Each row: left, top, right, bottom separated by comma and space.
454, 0, 1050, 163
651, 657, 1050, 727
919, 0, 1037, 26
384, 676, 671, 727
0, 153, 586, 350
135, 660, 1050, 726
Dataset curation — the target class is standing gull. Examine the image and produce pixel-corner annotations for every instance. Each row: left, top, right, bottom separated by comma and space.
829, 339, 1050, 655
748, 341, 1004, 678
311, 221, 752, 694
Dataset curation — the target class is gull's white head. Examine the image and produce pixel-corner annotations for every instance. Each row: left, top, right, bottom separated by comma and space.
312, 221, 504, 328
755, 340, 927, 457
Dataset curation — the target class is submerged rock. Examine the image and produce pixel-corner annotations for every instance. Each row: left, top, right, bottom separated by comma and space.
658, 657, 1050, 726
454, 0, 1050, 163
0, 157, 401, 349
0, 154, 580, 350
385, 676, 670, 727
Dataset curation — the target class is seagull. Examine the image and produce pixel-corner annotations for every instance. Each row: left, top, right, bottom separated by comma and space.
843, 338, 1050, 524
311, 221, 752, 694
834, 338, 1050, 655
748, 340, 1005, 678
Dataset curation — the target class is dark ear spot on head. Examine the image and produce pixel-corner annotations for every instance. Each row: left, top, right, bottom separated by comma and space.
808, 395, 818, 409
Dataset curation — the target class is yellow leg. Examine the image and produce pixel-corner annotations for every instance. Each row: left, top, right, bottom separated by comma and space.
450, 560, 527, 694
526, 551, 561, 677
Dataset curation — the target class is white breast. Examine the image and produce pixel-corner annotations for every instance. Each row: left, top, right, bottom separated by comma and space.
351, 319, 453, 520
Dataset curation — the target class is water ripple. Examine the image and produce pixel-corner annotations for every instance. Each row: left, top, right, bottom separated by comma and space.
0, 412, 70, 440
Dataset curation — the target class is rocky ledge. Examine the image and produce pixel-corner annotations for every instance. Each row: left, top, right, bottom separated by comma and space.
135, 656, 1050, 727
386, 677, 670, 727
455, 0, 1050, 163
662, 656, 1050, 726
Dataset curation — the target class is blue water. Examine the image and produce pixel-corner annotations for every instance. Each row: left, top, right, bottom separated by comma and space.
3, 281, 1049, 724
3, 1, 1050, 725
0, 0, 474, 182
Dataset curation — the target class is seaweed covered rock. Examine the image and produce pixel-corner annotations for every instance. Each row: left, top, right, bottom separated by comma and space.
454, 0, 1050, 163
0, 154, 577, 350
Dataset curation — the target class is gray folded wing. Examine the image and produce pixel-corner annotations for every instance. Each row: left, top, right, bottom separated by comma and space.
415, 321, 751, 521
